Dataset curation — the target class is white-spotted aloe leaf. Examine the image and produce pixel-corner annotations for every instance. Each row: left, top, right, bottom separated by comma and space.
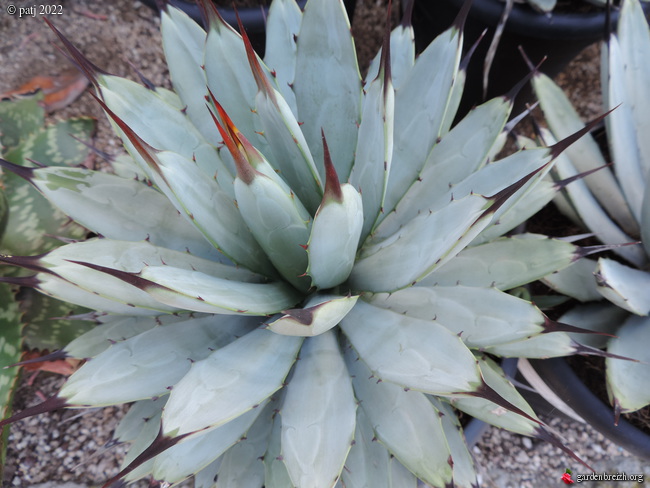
267, 294, 358, 337
0, 114, 93, 257
595, 258, 650, 315
20, 294, 93, 351
344, 345, 453, 487
0, 283, 22, 477
606, 315, 650, 416
59, 315, 259, 406
281, 331, 356, 488
162, 329, 302, 437
293, 0, 361, 182
306, 140, 363, 289
0, 93, 44, 149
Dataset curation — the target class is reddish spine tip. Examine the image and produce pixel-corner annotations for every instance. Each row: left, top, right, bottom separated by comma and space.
321, 129, 343, 203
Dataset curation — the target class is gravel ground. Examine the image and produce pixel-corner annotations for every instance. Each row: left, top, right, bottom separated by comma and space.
1, 0, 649, 486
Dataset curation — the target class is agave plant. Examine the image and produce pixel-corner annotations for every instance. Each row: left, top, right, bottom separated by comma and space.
0, 92, 96, 475
530, 0, 650, 422
0, 0, 618, 485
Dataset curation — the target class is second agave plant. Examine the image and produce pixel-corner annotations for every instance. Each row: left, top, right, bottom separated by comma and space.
0, 0, 616, 485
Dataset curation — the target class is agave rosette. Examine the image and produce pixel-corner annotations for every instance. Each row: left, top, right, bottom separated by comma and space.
530, 0, 650, 421
0, 0, 609, 485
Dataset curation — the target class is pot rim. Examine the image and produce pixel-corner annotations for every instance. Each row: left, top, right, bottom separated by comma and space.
527, 356, 650, 461
436, 0, 649, 40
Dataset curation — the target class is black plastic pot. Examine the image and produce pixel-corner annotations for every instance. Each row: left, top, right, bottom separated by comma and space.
524, 357, 650, 461
141, 0, 356, 55
410, 0, 650, 117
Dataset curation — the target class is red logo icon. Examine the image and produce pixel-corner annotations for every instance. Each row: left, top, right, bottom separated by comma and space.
561, 468, 575, 484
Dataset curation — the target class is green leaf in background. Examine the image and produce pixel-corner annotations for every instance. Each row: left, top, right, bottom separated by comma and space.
19, 292, 93, 351
0, 283, 23, 479
0, 94, 45, 150
1, 117, 94, 257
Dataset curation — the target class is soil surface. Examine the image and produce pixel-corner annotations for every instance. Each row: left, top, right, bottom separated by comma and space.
1, 0, 649, 487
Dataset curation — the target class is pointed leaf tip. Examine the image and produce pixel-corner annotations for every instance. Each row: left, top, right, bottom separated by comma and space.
462, 381, 541, 426
44, 18, 107, 90
0, 158, 35, 181
550, 109, 615, 160
235, 7, 275, 101
101, 427, 187, 488
454, 0, 473, 31
66, 259, 166, 292
88, 91, 162, 174
534, 426, 594, 472
401, 0, 414, 28
506, 55, 545, 101
206, 90, 256, 184
0, 396, 68, 429
378, 0, 392, 86
9, 350, 69, 369
321, 130, 343, 203
461, 28, 486, 72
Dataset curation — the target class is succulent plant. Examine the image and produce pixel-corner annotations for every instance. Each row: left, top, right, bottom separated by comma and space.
0, 91, 96, 477
0, 0, 619, 485
530, 0, 650, 422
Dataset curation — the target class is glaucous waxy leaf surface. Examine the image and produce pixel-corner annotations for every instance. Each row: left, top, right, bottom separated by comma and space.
267, 294, 358, 337
60, 315, 258, 405
365, 285, 555, 348
423, 234, 579, 290
281, 331, 356, 487
293, 0, 361, 182
341, 300, 481, 395
606, 315, 650, 414
449, 356, 540, 436
0, 1, 601, 485
595, 257, 650, 315
162, 329, 302, 437
344, 346, 453, 487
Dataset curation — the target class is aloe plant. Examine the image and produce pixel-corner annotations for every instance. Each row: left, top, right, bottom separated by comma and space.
531, 0, 650, 422
0, 0, 616, 485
